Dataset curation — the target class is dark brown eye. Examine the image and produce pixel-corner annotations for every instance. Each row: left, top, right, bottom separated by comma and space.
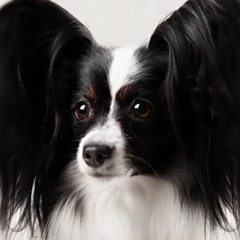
75, 102, 90, 120
132, 100, 151, 118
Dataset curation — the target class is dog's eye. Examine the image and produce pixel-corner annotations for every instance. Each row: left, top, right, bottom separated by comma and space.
132, 100, 151, 118
75, 102, 90, 120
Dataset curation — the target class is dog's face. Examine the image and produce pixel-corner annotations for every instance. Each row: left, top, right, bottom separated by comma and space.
71, 46, 178, 178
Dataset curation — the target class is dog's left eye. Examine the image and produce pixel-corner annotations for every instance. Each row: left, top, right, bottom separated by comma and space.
75, 102, 91, 120
132, 100, 152, 118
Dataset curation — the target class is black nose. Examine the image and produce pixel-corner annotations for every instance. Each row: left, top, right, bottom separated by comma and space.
83, 144, 113, 168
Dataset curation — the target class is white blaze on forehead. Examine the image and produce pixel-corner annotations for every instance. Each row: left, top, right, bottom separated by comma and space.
77, 47, 139, 177
109, 46, 138, 97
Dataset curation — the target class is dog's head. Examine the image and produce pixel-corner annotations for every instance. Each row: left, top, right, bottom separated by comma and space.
71, 46, 176, 178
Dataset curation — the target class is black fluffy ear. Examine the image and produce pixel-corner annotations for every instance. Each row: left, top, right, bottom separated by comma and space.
149, 0, 240, 229
0, 0, 93, 232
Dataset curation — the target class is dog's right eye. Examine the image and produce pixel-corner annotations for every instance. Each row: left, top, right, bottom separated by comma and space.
75, 102, 90, 120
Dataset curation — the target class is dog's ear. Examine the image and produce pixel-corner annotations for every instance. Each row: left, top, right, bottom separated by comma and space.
148, 0, 240, 229
0, 0, 94, 231
148, 0, 218, 150
148, 0, 240, 138
50, 27, 94, 113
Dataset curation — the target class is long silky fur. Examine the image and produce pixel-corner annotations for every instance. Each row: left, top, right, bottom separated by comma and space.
0, 0, 93, 234
149, 0, 240, 230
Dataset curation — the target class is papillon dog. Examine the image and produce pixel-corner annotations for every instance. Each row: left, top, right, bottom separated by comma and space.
1, 0, 240, 239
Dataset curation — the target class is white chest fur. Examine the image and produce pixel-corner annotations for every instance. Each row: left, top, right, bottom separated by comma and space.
46, 175, 237, 240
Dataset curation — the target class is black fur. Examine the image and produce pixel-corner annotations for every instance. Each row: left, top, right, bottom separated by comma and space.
0, 0, 93, 232
149, 0, 240, 228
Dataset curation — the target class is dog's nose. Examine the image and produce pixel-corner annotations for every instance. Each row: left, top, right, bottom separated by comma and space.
83, 144, 112, 168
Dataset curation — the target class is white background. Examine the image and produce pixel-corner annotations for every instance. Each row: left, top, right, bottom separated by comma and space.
0, 0, 187, 47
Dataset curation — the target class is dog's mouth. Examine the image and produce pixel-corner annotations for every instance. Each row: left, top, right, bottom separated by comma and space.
88, 171, 116, 178
86, 163, 136, 179
87, 165, 121, 178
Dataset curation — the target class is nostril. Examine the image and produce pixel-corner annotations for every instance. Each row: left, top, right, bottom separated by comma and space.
97, 146, 111, 160
83, 144, 113, 168
96, 153, 104, 162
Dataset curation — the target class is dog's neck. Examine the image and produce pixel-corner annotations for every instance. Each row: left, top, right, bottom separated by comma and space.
46, 171, 236, 240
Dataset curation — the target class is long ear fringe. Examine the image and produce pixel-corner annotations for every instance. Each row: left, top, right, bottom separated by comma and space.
149, 0, 240, 230
0, 0, 93, 234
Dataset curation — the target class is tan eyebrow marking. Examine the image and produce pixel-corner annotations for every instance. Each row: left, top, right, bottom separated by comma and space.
118, 84, 135, 100
85, 86, 97, 104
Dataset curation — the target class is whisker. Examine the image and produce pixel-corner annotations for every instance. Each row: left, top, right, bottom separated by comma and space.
125, 161, 143, 177
124, 154, 160, 178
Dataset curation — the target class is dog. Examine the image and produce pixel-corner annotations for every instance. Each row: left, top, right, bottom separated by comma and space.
0, 0, 240, 239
